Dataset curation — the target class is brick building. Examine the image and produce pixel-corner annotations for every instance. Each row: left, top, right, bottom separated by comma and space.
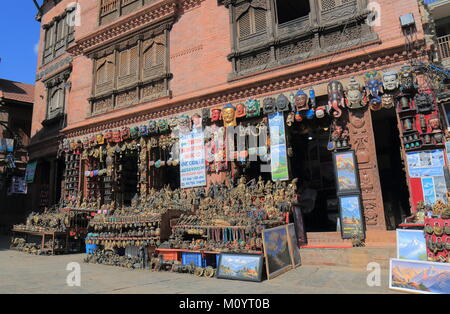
30, 0, 448, 245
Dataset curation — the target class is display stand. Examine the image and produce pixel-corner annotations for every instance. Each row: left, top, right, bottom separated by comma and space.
11, 229, 68, 255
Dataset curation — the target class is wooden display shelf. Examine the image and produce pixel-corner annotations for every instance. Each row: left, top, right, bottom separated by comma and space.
11, 229, 69, 255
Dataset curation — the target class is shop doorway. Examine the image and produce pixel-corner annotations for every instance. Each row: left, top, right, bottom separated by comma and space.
371, 109, 411, 229
289, 118, 338, 232
118, 151, 139, 206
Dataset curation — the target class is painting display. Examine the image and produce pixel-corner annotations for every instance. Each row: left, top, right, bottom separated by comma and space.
216, 253, 264, 282
390, 259, 450, 294
333, 151, 359, 194
262, 225, 293, 279
407, 150, 445, 178
338, 194, 365, 239
396, 229, 427, 261
286, 223, 301, 268
179, 130, 207, 189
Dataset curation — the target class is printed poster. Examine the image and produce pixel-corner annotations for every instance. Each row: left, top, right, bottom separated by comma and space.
339, 195, 365, 239
268, 112, 289, 181
179, 130, 207, 189
407, 150, 445, 178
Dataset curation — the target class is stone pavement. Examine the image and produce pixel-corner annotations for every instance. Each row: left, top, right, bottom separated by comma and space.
0, 236, 400, 294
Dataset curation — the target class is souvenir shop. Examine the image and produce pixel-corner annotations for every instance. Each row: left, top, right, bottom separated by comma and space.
10, 63, 450, 283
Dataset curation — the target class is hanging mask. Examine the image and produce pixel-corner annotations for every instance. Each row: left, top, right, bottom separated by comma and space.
112, 130, 121, 143
191, 114, 202, 130
245, 99, 261, 118
382, 71, 400, 92
210, 108, 222, 123
294, 90, 309, 112
399, 65, 418, 93
121, 127, 131, 141
345, 77, 367, 109
104, 130, 113, 142
178, 115, 191, 134
276, 94, 290, 112
364, 72, 383, 111
327, 80, 345, 118
148, 120, 158, 134
381, 94, 395, 109
414, 91, 434, 114
130, 126, 140, 139
202, 108, 210, 125
222, 104, 237, 127
157, 119, 169, 133
235, 103, 246, 118
139, 125, 148, 137
263, 97, 276, 115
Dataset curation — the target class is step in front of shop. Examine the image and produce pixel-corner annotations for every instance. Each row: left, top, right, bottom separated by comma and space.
300, 231, 397, 269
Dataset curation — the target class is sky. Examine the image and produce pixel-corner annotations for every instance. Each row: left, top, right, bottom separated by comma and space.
0, 1, 41, 85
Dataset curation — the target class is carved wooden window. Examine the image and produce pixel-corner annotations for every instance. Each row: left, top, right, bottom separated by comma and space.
48, 86, 65, 119
95, 55, 115, 94
99, 0, 158, 26
237, 5, 267, 39
90, 28, 171, 115
41, 8, 76, 65
118, 46, 138, 87
142, 37, 165, 79
319, 0, 355, 11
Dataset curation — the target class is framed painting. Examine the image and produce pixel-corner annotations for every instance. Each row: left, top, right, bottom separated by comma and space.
396, 229, 427, 261
286, 223, 302, 268
262, 225, 293, 280
338, 194, 365, 240
390, 259, 450, 294
333, 150, 360, 195
216, 253, 264, 282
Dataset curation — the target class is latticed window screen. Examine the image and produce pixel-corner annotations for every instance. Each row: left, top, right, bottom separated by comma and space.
143, 43, 165, 69
48, 87, 64, 118
118, 46, 138, 77
44, 28, 53, 49
320, 0, 354, 11
96, 59, 114, 85
238, 7, 267, 39
56, 20, 65, 41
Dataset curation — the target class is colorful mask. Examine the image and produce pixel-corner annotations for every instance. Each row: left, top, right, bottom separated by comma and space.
245, 99, 261, 118
222, 104, 237, 127
364, 72, 383, 111
345, 77, 367, 109
399, 65, 418, 93
383, 71, 400, 91
139, 125, 148, 137
294, 90, 309, 112
178, 115, 191, 134
96, 134, 105, 145
130, 126, 140, 139
263, 97, 276, 115
104, 130, 113, 142
211, 108, 222, 123
327, 80, 345, 118
235, 103, 246, 118
121, 127, 131, 141
157, 119, 169, 133
381, 94, 395, 109
112, 130, 121, 143
148, 120, 158, 134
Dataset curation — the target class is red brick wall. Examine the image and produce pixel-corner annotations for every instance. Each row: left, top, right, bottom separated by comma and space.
32, 0, 426, 135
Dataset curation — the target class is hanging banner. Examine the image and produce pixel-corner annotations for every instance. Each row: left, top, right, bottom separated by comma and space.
25, 161, 38, 184
268, 112, 289, 181
179, 130, 207, 189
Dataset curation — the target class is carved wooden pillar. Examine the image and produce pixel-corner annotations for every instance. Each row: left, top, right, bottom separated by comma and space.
348, 108, 387, 230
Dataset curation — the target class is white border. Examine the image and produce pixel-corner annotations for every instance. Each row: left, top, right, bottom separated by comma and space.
395, 229, 427, 261
389, 258, 450, 294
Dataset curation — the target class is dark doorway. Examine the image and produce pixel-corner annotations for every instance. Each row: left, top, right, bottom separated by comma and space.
372, 109, 411, 229
276, 0, 311, 25
288, 117, 338, 232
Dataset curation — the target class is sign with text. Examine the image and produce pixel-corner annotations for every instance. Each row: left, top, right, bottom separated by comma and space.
179, 131, 207, 189
268, 112, 289, 181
